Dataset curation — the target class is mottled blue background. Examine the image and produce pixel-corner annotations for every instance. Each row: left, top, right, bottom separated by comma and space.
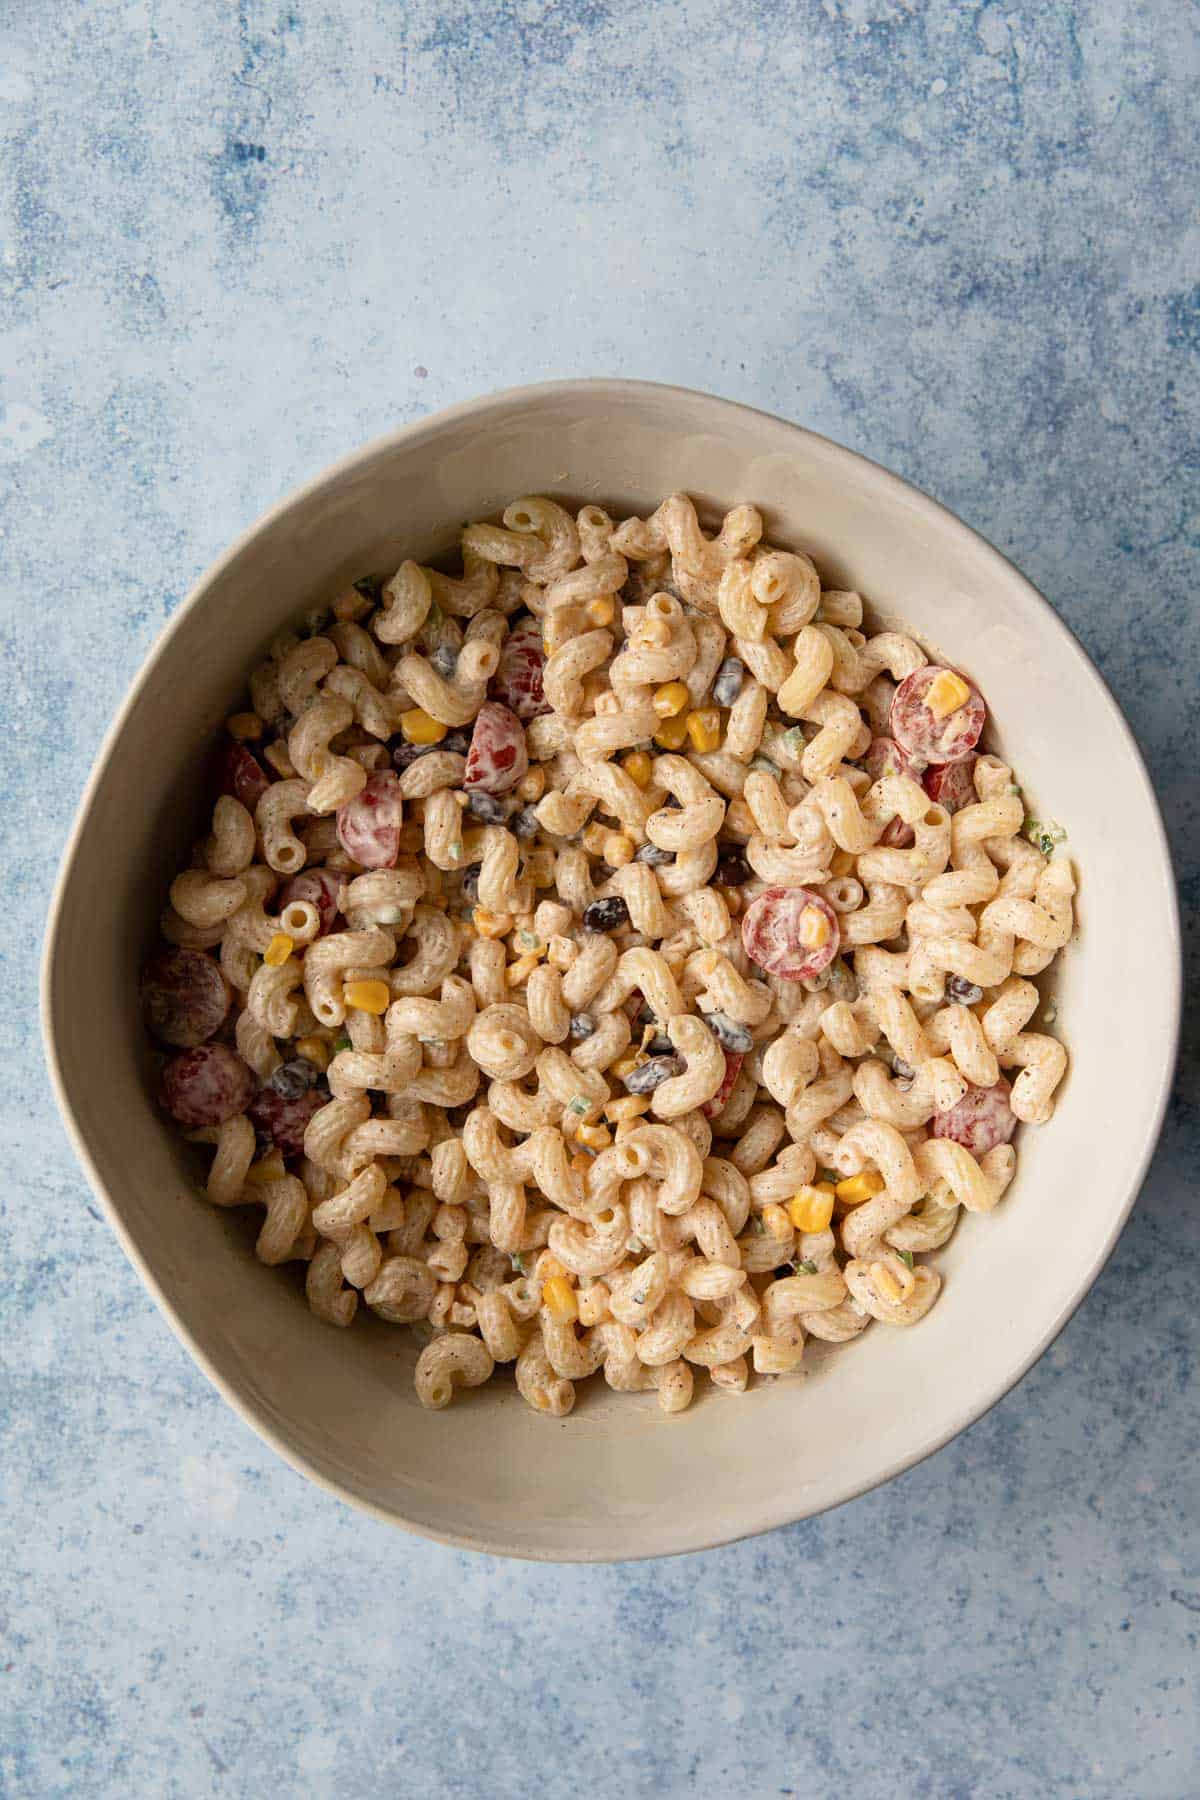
3, 3, 1198, 1796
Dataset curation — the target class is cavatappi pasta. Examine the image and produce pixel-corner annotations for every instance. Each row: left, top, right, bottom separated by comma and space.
143, 492, 1073, 1415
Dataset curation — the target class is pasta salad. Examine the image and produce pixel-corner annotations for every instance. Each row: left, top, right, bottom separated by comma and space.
143, 492, 1073, 1415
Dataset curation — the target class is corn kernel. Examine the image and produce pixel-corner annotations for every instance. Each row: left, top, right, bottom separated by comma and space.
582, 823, 611, 858
535, 1250, 566, 1283
653, 680, 690, 719
506, 953, 541, 987
787, 1184, 836, 1232
835, 1170, 886, 1207
245, 1150, 285, 1186
604, 1094, 650, 1123
543, 1275, 579, 1323
548, 934, 577, 970
342, 978, 391, 1014
870, 1260, 903, 1303
400, 707, 447, 745
724, 797, 755, 836
586, 596, 615, 627
517, 766, 546, 803
262, 741, 296, 779
762, 1201, 793, 1239
612, 1052, 642, 1079
226, 711, 263, 742
638, 616, 671, 648
613, 1117, 643, 1143
263, 932, 295, 968
798, 905, 831, 950
472, 908, 512, 938
524, 847, 556, 887
575, 1121, 612, 1151
577, 1282, 611, 1327
602, 831, 635, 868
294, 1035, 329, 1072
925, 670, 971, 719
653, 713, 690, 751
685, 707, 722, 753
623, 751, 653, 788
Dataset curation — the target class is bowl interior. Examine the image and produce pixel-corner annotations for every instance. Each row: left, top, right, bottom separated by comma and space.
44, 383, 1180, 1558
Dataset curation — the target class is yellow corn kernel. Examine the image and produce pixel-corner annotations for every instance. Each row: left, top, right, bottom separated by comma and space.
835, 1170, 886, 1207
575, 1121, 612, 1151
612, 1117, 643, 1143
226, 711, 263, 742
622, 751, 652, 789
472, 908, 511, 938
638, 615, 671, 648
604, 1093, 650, 1123
245, 1150, 285, 1186
586, 596, 615, 627
829, 849, 855, 877
525, 847, 556, 888
517, 765, 546, 802
342, 978, 391, 1014
685, 707, 722, 753
294, 1035, 329, 1072
653, 680, 690, 719
787, 1184, 836, 1232
400, 707, 447, 745
542, 1275, 579, 1323
724, 797, 755, 836
582, 823, 611, 858
262, 741, 296, 779
602, 831, 635, 868
762, 1202, 793, 1239
870, 1260, 903, 1303
925, 670, 971, 719
547, 934, 577, 971
577, 1282, 611, 1327
263, 932, 295, 968
535, 1250, 566, 1283
653, 712, 690, 751
798, 905, 831, 950
332, 586, 371, 621
506, 953, 541, 987
611, 1052, 642, 1079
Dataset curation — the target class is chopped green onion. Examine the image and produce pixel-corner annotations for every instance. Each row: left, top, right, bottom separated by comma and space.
797, 1259, 818, 1275
1024, 817, 1067, 857
518, 930, 539, 949
333, 1036, 351, 1052
511, 1253, 525, 1274
897, 1249, 915, 1270
567, 1096, 589, 1117
818, 1168, 840, 1186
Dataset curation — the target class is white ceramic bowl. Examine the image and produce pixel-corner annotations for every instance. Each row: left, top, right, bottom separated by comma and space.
43, 381, 1181, 1560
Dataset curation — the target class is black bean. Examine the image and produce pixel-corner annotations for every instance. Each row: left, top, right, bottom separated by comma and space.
892, 1057, 915, 1090
392, 740, 436, 772
442, 730, 470, 755
267, 1057, 319, 1100
946, 975, 984, 1006
583, 896, 630, 932
511, 806, 540, 839
430, 641, 459, 679
635, 843, 675, 867
624, 1055, 685, 1094
645, 1034, 674, 1057
466, 790, 509, 824
712, 656, 744, 707
461, 864, 482, 902
569, 1014, 596, 1040
701, 1011, 754, 1053
715, 844, 751, 886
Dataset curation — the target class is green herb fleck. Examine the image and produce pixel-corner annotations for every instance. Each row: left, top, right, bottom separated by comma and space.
818, 1168, 840, 1186
518, 930, 539, 949
797, 1259, 818, 1276
333, 1036, 351, 1053
897, 1249, 915, 1270
1024, 817, 1067, 857
750, 1215, 765, 1234
783, 726, 806, 757
567, 1096, 589, 1117
511, 1253, 525, 1275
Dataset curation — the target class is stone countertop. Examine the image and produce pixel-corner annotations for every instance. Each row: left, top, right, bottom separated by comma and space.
2, 3, 1196, 1796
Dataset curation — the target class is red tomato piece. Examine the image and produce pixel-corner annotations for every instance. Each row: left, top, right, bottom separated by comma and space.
140, 947, 233, 1048
923, 756, 978, 814
931, 1076, 1017, 1156
160, 1043, 255, 1127
336, 770, 404, 869
702, 1050, 745, 1120
247, 1085, 326, 1158
212, 741, 270, 811
279, 869, 342, 935
490, 620, 549, 720
890, 666, 986, 767
463, 701, 529, 795
741, 887, 841, 982
862, 736, 916, 847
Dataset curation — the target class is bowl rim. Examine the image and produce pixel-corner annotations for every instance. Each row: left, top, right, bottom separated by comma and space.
41, 378, 1183, 1560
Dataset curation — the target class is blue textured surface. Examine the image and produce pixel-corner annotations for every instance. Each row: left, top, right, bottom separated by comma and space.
3, 3, 1198, 1796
